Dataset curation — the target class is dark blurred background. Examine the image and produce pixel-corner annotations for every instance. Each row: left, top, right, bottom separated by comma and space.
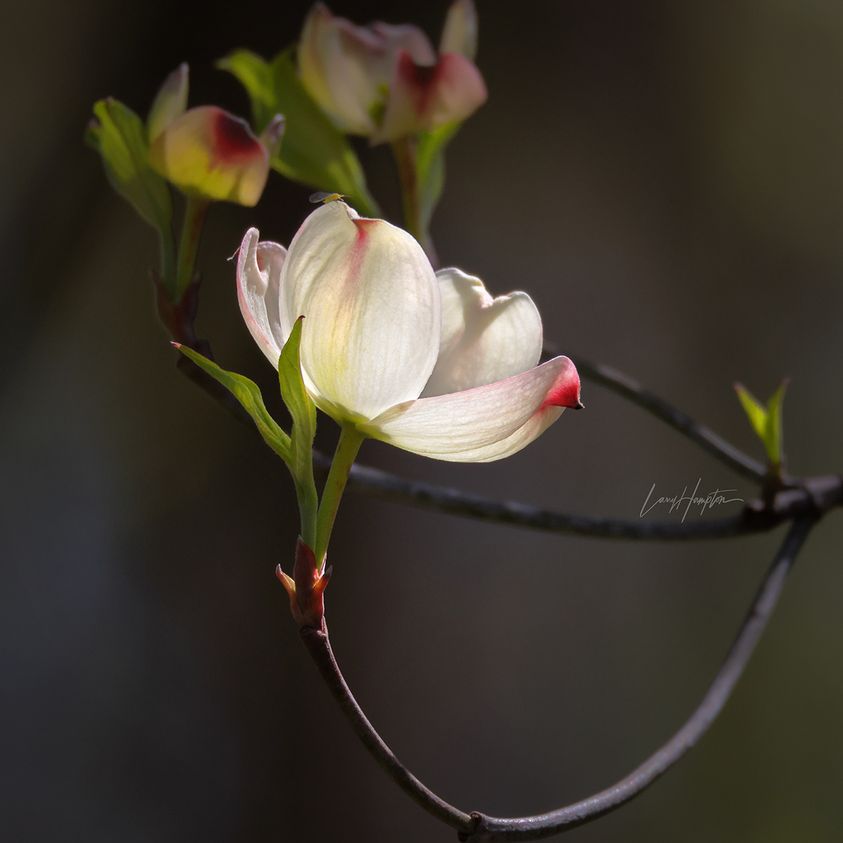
3, 1, 843, 841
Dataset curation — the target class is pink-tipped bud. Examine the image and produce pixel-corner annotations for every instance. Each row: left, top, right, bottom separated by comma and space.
375, 51, 487, 142
149, 105, 271, 206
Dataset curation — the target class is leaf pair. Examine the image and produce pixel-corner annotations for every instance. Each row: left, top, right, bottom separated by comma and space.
735, 381, 788, 473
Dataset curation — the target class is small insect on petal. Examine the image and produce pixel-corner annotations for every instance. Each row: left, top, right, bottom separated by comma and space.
309, 190, 346, 204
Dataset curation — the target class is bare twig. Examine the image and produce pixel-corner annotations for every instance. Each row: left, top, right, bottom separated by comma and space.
296, 516, 818, 841
463, 514, 817, 840
546, 346, 768, 484
299, 620, 475, 835
341, 461, 841, 541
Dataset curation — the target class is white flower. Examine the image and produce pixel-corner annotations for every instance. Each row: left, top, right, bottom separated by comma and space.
237, 202, 581, 462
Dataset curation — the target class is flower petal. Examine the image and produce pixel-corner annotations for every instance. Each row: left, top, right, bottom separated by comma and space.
299, 3, 380, 135
376, 51, 487, 142
236, 228, 288, 366
147, 63, 189, 142
149, 106, 269, 206
279, 202, 440, 421
298, 4, 435, 136
422, 267, 543, 396
363, 355, 581, 462
439, 0, 478, 60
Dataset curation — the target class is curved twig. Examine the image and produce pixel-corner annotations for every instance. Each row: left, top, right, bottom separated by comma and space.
464, 514, 817, 840
550, 348, 767, 484
297, 516, 817, 841
299, 621, 475, 835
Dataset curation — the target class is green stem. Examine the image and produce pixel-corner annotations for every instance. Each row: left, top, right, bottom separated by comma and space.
174, 195, 210, 301
391, 137, 437, 264
295, 473, 319, 552
392, 138, 421, 237
314, 424, 364, 569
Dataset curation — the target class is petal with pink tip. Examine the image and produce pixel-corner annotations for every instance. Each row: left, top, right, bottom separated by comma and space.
278, 202, 440, 422
236, 228, 288, 366
376, 51, 487, 142
363, 355, 581, 462
422, 268, 542, 396
149, 106, 269, 206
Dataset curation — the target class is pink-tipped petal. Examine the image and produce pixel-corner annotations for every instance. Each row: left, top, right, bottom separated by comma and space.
363, 355, 580, 462
149, 106, 269, 206
236, 228, 288, 366
376, 51, 487, 141
422, 268, 543, 396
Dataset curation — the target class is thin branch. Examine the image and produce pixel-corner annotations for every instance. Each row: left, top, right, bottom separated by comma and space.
548, 346, 768, 484
297, 516, 818, 841
340, 459, 839, 541
299, 620, 475, 835
585, 361, 767, 483
464, 515, 818, 841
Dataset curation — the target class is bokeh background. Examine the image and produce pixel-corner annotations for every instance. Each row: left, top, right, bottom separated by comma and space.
3, 1, 843, 841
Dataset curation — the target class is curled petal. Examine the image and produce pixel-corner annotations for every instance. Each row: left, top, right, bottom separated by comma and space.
236, 228, 288, 366
279, 202, 440, 421
363, 356, 581, 462
439, 0, 478, 60
376, 51, 487, 142
149, 105, 270, 205
422, 268, 542, 396
147, 63, 189, 142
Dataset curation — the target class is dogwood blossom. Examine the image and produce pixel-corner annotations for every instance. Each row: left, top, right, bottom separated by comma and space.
237, 202, 580, 462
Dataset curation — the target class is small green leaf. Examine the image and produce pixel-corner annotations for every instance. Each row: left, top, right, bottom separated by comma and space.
278, 317, 316, 460
277, 318, 318, 547
735, 381, 788, 468
88, 98, 173, 232
218, 48, 380, 216
174, 343, 292, 464
764, 380, 788, 466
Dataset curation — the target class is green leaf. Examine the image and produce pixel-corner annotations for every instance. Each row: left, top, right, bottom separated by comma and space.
278, 317, 316, 461
218, 48, 380, 217
88, 98, 173, 232
174, 343, 292, 465
764, 380, 788, 466
415, 122, 459, 235
277, 318, 318, 544
735, 381, 788, 468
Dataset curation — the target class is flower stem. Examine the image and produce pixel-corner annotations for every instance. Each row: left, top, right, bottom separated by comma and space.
391, 138, 438, 265
314, 424, 364, 569
174, 195, 210, 302
295, 474, 319, 552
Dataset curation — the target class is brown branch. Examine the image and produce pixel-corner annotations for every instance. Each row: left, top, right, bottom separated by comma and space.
299, 620, 475, 835
341, 460, 841, 541
296, 515, 818, 841
545, 345, 768, 484
463, 514, 817, 840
